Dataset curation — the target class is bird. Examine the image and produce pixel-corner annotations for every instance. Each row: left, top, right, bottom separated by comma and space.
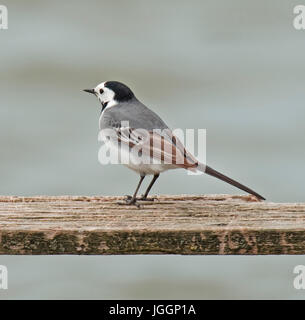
84, 81, 265, 206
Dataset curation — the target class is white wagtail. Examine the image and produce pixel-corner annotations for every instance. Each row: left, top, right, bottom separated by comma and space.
84, 81, 265, 205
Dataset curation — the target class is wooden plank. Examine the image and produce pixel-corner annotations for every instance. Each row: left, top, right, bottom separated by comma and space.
0, 195, 304, 255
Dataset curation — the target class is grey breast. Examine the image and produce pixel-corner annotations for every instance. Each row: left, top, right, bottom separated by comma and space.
99, 98, 169, 131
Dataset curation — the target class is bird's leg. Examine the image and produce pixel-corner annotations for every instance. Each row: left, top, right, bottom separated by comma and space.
119, 174, 145, 207
139, 174, 159, 201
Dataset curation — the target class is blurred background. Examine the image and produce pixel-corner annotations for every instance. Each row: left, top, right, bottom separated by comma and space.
0, 0, 305, 299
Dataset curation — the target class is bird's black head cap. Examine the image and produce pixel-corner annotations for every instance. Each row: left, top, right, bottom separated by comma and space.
104, 81, 135, 102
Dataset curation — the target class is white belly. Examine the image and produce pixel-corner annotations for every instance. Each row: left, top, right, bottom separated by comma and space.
123, 162, 175, 175
100, 135, 178, 175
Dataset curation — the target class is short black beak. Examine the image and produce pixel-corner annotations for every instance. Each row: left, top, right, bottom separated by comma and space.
83, 89, 95, 94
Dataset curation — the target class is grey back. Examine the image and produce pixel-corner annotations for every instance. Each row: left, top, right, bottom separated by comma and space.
99, 98, 169, 131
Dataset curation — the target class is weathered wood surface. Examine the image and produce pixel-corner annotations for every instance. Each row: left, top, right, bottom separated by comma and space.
0, 195, 304, 255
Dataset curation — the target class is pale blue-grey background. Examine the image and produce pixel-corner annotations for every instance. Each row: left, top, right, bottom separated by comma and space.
0, 0, 304, 299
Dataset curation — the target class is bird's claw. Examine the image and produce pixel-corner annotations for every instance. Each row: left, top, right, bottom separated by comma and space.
138, 195, 156, 202
117, 197, 141, 208
123, 194, 155, 202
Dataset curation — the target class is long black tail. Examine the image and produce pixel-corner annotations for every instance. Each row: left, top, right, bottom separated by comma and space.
198, 164, 265, 200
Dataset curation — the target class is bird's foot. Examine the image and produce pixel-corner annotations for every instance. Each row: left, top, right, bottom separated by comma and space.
138, 195, 157, 202
117, 196, 140, 208
123, 194, 156, 202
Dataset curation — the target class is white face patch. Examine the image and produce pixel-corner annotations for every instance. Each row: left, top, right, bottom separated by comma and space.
94, 82, 117, 109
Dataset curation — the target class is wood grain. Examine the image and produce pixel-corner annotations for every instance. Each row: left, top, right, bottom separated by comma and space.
0, 195, 304, 255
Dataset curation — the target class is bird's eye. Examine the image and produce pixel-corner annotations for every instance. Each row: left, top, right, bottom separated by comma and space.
100, 89, 104, 94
